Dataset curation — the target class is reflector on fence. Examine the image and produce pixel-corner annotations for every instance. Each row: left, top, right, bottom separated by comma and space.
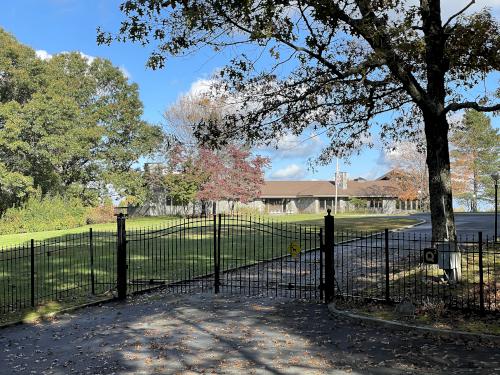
288, 241, 301, 258
423, 247, 438, 264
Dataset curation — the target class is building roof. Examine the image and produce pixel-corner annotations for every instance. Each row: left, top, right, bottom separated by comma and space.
259, 178, 398, 198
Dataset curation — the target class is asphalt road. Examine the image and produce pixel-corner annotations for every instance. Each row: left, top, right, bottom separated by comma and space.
403, 213, 496, 239
1, 292, 499, 375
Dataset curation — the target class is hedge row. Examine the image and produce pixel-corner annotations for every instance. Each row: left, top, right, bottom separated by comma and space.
0, 195, 115, 235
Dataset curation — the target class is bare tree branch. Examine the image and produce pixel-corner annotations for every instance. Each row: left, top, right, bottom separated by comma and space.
445, 101, 500, 113
443, 0, 475, 29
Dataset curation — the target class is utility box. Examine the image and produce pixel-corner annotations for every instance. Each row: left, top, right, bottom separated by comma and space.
437, 242, 462, 282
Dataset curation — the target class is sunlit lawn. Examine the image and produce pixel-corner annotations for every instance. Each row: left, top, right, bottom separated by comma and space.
0, 213, 418, 247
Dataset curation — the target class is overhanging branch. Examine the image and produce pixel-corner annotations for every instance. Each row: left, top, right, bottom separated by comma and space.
443, 0, 475, 29
445, 101, 500, 113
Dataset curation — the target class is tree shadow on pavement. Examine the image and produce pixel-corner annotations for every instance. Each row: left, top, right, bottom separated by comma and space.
0, 291, 499, 374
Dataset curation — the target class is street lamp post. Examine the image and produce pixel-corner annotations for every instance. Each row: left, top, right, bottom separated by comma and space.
492, 172, 499, 242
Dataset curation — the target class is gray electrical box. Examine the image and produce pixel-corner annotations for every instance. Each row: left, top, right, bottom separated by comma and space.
437, 242, 462, 282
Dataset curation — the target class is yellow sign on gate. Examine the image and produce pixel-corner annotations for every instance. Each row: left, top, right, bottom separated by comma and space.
288, 241, 301, 258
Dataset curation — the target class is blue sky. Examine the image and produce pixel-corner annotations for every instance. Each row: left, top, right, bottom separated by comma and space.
1, 0, 499, 182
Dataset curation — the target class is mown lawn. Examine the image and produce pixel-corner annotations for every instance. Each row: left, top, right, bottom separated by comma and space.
0, 213, 418, 247
0, 214, 419, 324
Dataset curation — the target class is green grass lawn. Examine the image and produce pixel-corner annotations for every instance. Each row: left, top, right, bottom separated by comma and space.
0, 213, 418, 247
0, 213, 419, 324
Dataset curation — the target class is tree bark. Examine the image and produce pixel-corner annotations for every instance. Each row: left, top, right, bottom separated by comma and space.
423, 112, 457, 243
423, 111, 462, 282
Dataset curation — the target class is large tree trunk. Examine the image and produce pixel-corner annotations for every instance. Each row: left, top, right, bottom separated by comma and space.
423, 111, 460, 282
424, 113, 456, 242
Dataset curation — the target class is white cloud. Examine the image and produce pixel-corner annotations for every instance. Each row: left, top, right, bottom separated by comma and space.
35, 50, 97, 65
259, 132, 323, 159
119, 65, 132, 80
270, 164, 306, 180
189, 78, 214, 95
441, 0, 500, 16
77, 52, 96, 64
35, 50, 52, 60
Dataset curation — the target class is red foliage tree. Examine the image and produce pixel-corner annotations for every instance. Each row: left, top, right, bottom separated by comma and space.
167, 144, 269, 213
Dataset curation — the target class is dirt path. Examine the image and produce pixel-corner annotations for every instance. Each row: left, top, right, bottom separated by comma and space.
1, 291, 499, 375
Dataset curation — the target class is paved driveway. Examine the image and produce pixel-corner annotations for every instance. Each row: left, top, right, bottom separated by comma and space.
405, 213, 495, 238
1, 291, 499, 375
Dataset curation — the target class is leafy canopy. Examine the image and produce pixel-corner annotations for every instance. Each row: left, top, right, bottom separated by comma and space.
98, 0, 500, 162
160, 143, 269, 206
0, 28, 163, 211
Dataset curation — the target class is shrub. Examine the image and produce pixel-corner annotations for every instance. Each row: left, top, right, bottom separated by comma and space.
235, 205, 262, 217
347, 197, 368, 213
0, 195, 88, 234
85, 203, 115, 224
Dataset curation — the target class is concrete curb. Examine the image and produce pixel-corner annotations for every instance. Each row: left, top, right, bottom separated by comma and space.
327, 303, 500, 341
397, 219, 427, 230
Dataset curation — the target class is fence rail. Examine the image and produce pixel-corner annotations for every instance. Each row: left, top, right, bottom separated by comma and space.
0, 213, 498, 320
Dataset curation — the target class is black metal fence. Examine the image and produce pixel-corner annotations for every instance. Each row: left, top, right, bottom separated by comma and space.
0, 230, 117, 317
0, 213, 498, 320
333, 229, 499, 313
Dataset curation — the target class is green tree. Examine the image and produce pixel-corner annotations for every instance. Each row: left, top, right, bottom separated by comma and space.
99, 0, 500, 250
450, 110, 499, 211
0, 28, 164, 211
0, 28, 44, 104
0, 163, 34, 213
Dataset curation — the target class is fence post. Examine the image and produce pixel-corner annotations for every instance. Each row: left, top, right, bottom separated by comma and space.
385, 228, 390, 303
89, 228, 95, 295
217, 214, 222, 292
116, 213, 127, 300
478, 231, 485, 314
324, 209, 334, 303
319, 228, 324, 302
30, 239, 35, 308
213, 214, 220, 293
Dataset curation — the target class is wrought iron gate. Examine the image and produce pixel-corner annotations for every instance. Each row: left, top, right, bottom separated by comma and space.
119, 214, 324, 302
